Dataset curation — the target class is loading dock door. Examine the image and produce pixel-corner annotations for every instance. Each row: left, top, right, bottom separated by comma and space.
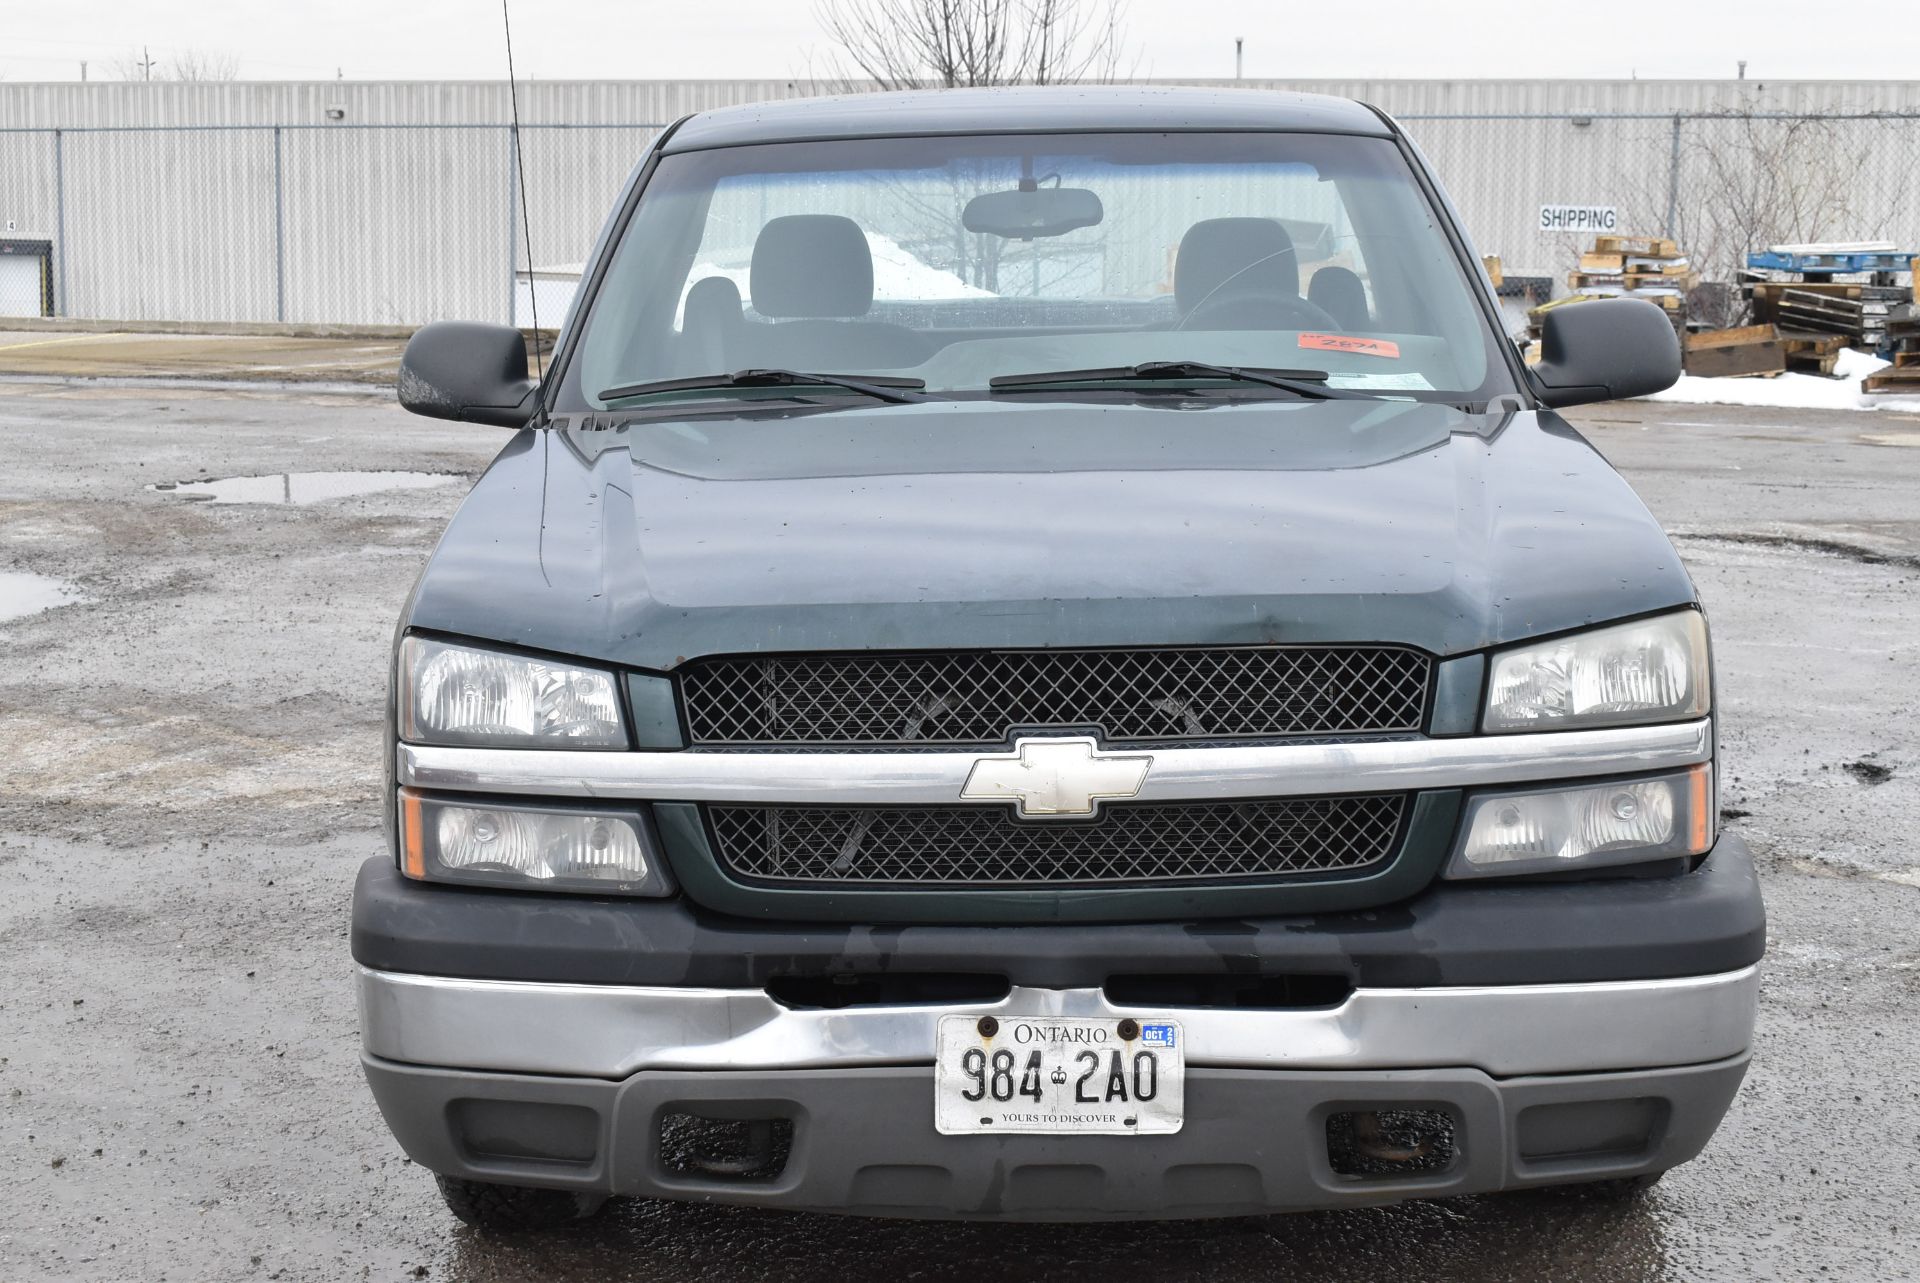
0, 239, 54, 318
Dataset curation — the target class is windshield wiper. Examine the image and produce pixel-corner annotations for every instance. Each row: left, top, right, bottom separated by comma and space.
988, 360, 1383, 401
600, 368, 928, 405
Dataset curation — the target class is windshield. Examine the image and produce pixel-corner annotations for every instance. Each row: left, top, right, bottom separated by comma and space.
560, 130, 1513, 409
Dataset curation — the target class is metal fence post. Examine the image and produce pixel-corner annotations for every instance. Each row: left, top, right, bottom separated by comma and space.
52, 128, 67, 317
1664, 113, 1683, 239
272, 125, 287, 322
506, 125, 519, 326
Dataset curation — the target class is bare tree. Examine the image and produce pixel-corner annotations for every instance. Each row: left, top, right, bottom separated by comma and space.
168, 48, 240, 81
814, 0, 1130, 89
1576, 100, 1904, 329
1670, 108, 1902, 327
807, 0, 1132, 291
109, 47, 240, 81
1677, 113, 1896, 278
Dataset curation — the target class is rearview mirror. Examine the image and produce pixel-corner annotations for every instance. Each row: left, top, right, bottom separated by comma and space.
962, 186, 1104, 240
397, 321, 539, 426
1530, 298, 1681, 408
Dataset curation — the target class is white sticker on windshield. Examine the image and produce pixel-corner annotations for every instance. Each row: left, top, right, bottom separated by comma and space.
1327, 372, 1436, 391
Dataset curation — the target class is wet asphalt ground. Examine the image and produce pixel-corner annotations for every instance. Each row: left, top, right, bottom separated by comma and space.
1, 382, 1917, 1282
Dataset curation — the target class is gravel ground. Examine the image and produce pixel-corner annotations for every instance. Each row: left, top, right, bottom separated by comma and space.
1, 382, 1917, 1282
0, 331, 405, 384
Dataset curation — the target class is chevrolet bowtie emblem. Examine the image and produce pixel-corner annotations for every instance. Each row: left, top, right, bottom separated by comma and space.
959, 737, 1152, 818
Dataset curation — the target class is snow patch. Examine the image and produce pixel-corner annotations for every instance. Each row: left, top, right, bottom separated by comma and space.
865, 233, 997, 300
684, 231, 993, 320
1647, 347, 1920, 413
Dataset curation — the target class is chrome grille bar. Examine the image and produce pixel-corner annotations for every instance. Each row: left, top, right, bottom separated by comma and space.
397, 719, 1712, 805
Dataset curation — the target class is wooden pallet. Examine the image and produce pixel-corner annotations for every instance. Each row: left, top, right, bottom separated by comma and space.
1595, 234, 1681, 258
1747, 281, 1908, 338
1779, 330, 1847, 375
1749, 248, 1918, 273
1687, 324, 1775, 348
1863, 367, 1920, 393
1746, 281, 1887, 299
1780, 331, 1847, 353
1569, 271, 1696, 292
1774, 290, 1887, 341
1684, 324, 1786, 378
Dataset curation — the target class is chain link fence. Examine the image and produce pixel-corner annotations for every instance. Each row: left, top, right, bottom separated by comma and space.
1, 112, 1915, 329
1405, 111, 1920, 328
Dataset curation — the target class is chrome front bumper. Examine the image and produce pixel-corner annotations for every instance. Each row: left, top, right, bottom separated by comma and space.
357, 963, 1759, 1081
358, 965, 1759, 1218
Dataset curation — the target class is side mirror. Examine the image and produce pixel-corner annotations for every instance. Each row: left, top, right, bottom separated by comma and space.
397, 321, 539, 426
1530, 298, 1681, 408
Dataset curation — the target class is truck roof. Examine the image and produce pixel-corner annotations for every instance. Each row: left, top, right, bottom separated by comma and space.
661, 85, 1392, 152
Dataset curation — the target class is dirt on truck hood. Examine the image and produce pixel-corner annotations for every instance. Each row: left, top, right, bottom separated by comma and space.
404, 397, 1698, 671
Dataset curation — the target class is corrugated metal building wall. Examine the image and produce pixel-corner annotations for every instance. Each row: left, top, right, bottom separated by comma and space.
2, 79, 1916, 326
9, 77, 1920, 127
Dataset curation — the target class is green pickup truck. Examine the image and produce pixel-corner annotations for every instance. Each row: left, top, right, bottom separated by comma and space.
354, 85, 1763, 1227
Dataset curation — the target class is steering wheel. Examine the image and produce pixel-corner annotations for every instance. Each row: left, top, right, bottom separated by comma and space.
1178, 291, 1342, 333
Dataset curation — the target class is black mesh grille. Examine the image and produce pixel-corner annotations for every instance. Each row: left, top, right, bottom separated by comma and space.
678, 647, 1431, 746
706, 794, 1407, 887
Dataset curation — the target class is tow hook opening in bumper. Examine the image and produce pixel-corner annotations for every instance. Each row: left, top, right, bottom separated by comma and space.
659, 1112, 795, 1182
360, 1054, 1751, 1220
1329, 1108, 1459, 1178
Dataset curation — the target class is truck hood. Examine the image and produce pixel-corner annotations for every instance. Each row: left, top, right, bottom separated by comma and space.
407, 398, 1695, 670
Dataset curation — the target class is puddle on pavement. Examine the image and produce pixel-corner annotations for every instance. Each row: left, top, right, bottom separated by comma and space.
1860, 431, 1920, 449
0, 571, 82, 623
148, 471, 459, 505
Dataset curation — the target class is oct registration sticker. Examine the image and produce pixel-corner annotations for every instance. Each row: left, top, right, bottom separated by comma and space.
934, 1015, 1185, 1135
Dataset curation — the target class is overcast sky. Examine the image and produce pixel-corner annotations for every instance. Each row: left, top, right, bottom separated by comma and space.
4, 0, 1917, 84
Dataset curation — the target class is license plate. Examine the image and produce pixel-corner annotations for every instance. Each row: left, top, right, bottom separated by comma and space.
934, 1015, 1184, 1135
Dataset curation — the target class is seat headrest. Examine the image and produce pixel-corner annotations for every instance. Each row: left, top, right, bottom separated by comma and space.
683, 274, 744, 326
750, 215, 874, 318
1175, 217, 1299, 312
1307, 265, 1369, 329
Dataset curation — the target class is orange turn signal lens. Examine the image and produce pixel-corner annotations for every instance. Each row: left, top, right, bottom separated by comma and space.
400, 788, 427, 880
1448, 764, 1715, 880
1687, 762, 1713, 855
390, 789, 671, 896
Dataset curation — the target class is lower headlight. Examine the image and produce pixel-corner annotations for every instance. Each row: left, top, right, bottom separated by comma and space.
397, 790, 674, 895
1445, 765, 1712, 880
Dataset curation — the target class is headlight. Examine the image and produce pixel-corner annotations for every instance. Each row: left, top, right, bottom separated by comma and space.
1446, 765, 1712, 880
398, 636, 627, 749
398, 790, 673, 895
1484, 611, 1709, 732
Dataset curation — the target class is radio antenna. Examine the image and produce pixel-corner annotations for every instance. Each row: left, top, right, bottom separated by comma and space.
502, 0, 542, 379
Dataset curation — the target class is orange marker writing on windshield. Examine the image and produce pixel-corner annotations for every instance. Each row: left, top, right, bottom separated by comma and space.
1299, 333, 1401, 359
